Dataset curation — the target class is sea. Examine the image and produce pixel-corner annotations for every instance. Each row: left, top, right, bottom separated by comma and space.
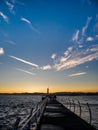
0, 95, 98, 130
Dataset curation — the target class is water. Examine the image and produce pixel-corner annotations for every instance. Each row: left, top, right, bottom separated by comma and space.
0, 95, 98, 129
0, 95, 41, 130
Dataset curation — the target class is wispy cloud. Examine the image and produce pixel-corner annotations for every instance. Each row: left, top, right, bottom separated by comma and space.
21, 17, 31, 24
15, 67, 35, 76
86, 37, 94, 42
51, 53, 56, 59
0, 48, 4, 55
72, 30, 79, 42
21, 17, 40, 33
94, 22, 98, 35
69, 72, 87, 77
53, 44, 98, 71
40, 64, 52, 70
82, 17, 92, 36
86, 66, 89, 68
42, 17, 98, 71
71, 16, 95, 49
5, 1, 15, 14
5, 0, 25, 14
5, 40, 16, 45
0, 11, 9, 23
9, 55, 39, 68
9, 0, 24, 6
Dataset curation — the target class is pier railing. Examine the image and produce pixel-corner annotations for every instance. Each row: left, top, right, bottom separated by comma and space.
59, 98, 92, 125
14, 96, 93, 129
14, 97, 48, 130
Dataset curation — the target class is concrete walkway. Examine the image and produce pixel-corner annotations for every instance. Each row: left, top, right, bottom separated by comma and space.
37, 99, 96, 130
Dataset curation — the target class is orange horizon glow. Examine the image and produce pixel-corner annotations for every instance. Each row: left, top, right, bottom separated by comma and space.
0, 80, 98, 94
0, 85, 98, 94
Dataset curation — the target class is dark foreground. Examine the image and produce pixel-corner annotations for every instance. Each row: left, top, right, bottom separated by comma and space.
37, 99, 96, 130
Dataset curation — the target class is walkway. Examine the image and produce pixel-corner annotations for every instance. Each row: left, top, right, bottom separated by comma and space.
37, 99, 96, 130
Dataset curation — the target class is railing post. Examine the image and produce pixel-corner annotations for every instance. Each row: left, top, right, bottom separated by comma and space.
34, 112, 37, 124
68, 98, 71, 110
66, 98, 68, 108
87, 103, 92, 125
72, 100, 75, 113
67, 98, 69, 109
67, 98, 69, 108
27, 107, 34, 130
14, 117, 21, 130
70, 99, 71, 110
78, 100, 81, 117
17, 97, 48, 130
65, 98, 67, 107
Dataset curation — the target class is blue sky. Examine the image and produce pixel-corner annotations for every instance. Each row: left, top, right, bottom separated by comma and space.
0, 0, 98, 93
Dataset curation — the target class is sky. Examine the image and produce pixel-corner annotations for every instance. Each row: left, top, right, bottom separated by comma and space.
0, 0, 98, 93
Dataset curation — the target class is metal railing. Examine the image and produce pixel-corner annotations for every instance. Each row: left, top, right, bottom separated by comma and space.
14, 96, 93, 129
14, 97, 48, 130
60, 98, 92, 125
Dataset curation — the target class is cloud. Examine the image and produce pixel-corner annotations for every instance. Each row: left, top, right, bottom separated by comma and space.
69, 72, 87, 77
89, 45, 98, 52
9, 55, 39, 68
82, 17, 92, 36
86, 66, 89, 68
5, 40, 16, 45
68, 46, 73, 51
41, 65, 52, 70
39, 17, 97, 72
94, 22, 98, 35
21, 17, 31, 24
39, 17, 98, 72
0, 11, 9, 23
55, 52, 98, 71
72, 30, 79, 42
21, 17, 40, 33
15, 67, 35, 76
0, 48, 4, 55
86, 37, 94, 42
5, 1, 14, 14
51, 53, 56, 59
71, 16, 94, 48
53, 44, 98, 71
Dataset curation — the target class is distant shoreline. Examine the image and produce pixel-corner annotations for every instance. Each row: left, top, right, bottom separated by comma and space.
0, 92, 98, 96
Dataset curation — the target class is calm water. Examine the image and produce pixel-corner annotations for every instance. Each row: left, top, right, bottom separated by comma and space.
0, 95, 98, 130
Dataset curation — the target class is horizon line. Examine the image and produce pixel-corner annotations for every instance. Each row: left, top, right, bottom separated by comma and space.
0, 91, 98, 94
